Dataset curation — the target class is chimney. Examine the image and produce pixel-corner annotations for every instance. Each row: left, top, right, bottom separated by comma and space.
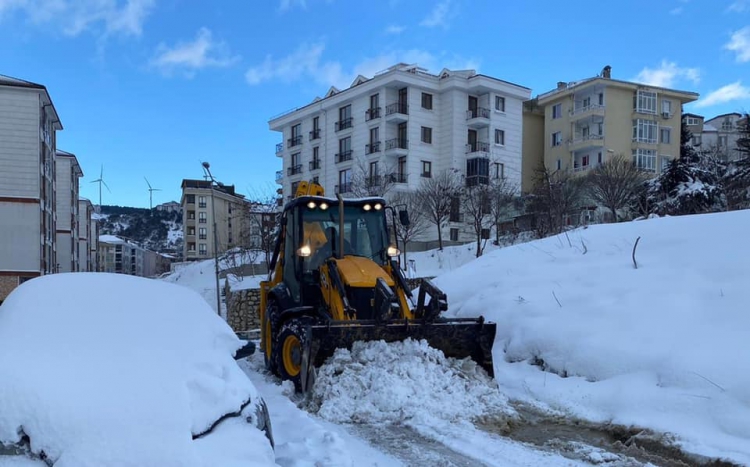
557, 81, 567, 90
601, 65, 612, 79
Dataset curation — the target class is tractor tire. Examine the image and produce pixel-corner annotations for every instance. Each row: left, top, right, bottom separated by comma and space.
263, 300, 281, 376
274, 319, 308, 393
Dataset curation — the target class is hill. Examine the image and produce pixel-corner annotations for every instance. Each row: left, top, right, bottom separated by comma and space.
96, 205, 183, 254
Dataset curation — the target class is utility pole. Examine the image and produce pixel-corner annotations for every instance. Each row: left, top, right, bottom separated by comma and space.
202, 161, 222, 317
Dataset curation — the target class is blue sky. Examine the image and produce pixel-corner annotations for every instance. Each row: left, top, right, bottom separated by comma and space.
1, 0, 749, 208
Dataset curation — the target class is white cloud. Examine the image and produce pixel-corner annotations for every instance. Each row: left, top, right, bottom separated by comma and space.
669, 6, 683, 14
695, 81, 750, 108
727, 0, 749, 12
420, 0, 452, 28
245, 43, 478, 90
725, 27, 750, 63
384, 24, 405, 35
151, 28, 239, 77
0, 0, 154, 37
632, 60, 701, 88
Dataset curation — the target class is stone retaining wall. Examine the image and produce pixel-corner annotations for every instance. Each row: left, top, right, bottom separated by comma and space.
225, 277, 435, 332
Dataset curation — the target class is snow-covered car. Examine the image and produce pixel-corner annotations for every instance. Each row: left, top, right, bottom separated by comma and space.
0, 273, 276, 467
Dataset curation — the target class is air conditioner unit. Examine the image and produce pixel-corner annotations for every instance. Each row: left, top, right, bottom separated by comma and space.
661, 112, 670, 119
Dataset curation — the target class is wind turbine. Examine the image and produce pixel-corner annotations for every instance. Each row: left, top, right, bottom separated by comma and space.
144, 177, 162, 210
90, 165, 111, 208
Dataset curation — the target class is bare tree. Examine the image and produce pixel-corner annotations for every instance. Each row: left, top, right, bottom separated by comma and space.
350, 158, 397, 198
415, 169, 462, 250
461, 182, 493, 257
586, 155, 649, 222
487, 177, 519, 245
527, 165, 587, 238
246, 184, 281, 270
388, 191, 429, 267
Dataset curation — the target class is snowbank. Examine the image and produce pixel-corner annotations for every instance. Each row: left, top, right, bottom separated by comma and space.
0, 273, 275, 467
437, 210, 750, 465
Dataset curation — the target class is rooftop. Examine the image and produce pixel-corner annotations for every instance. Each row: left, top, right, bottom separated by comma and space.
181, 179, 246, 199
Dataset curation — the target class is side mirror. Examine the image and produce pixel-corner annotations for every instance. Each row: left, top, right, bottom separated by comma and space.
399, 210, 410, 226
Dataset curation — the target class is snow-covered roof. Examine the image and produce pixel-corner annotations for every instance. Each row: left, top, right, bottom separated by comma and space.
98, 234, 126, 244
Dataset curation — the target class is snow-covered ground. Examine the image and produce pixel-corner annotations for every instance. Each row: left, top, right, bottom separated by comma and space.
438, 210, 750, 465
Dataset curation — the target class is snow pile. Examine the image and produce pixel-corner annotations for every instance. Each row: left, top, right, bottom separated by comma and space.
307, 339, 514, 428
0, 273, 275, 467
436, 210, 750, 465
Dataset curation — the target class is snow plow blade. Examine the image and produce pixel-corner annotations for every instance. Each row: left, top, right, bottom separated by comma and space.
299, 317, 496, 393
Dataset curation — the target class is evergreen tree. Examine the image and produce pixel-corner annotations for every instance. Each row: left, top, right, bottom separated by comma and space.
723, 114, 750, 209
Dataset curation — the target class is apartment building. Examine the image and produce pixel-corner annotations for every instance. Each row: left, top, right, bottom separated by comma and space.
98, 234, 171, 277
269, 64, 531, 205
0, 74, 62, 302
690, 113, 748, 162
55, 150, 83, 272
524, 66, 699, 186
180, 179, 252, 260
78, 197, 96, 272
155, 200, 181, 213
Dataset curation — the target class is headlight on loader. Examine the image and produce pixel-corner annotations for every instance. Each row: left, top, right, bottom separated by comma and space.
297, 244, 311, 257
387, 246, 400, 257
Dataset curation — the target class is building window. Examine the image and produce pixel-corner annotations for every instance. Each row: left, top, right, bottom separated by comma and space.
551, 131, 562, 147
495, 96, 505, 112
421, 160, 432, 178
662, 99, 672, 116
556, 159, 561, 170
187, 226, 195, 236
633, 148, 657, 172
186, 194, 195, 204
421, 93, 433, 110
199, 227, 207, 240
198, 212, 207, 223
481, 228, 490, 240
450, 228, 459, 242
660, 127, 671, 144
199, 244, 207, 255
686, 117, 700, 126
635, 90, 657, 114
290, 123, 302, 147
495, 129, 505, 145
367, 94, 380, 120
188, 211, 195, 220
552, 103, 562, 119
337, 137, 352, 162
691, 135, 702, 146
337, 104, 353, 131
310, 146, 321, 170
493, 162, 504, 179
598, 92, 604, 105
598, 152, 603, 164
719, 136, 728, 148
310, 116, 320, 140
338, 169, 352, 193
291, 181, 300, 194
466, 157, 489, 186
660, 155, 672, 173
198, 196, 206, 208
312, 176, 319, 184
369, 161, 379, 177
633, 119, 658, 143
721, 119, 733, 131
421, 126, 432, 144
368, 127, 380, 154
188, 243, 196, 251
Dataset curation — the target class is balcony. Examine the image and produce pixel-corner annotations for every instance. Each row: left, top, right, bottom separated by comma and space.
465, 175, 489, 187
275, 142, 284, 156
309, 129, 321, 141
366, 141, 381, 154
385, 172, 408, 184
275, 170, 283, 184
569, 103, 605, 120
335, 117, 353, 131
287, 164, 302, 176
466, 107, 491, 128
465, 141, 490, 156
309, 159, 321, 171
385, 138, 408, 156
335, 150, 353, 163
365, 107, 381, 121
568, 133, 604, 151
287, 135, 303, 148
385, 102, 408, 122
365, 175, 382, 188
335, 182, 352, 194
449, 212, 464, 223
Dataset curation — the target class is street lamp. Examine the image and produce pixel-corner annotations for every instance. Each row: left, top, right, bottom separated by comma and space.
201, 161, 222, 316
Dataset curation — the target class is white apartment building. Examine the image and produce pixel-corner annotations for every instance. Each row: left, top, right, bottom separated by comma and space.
269, 64, 531, 242
691, 113, 747, 162
55, 150, 83, 272
0, 74, 62, 302
78, 197, 96, 272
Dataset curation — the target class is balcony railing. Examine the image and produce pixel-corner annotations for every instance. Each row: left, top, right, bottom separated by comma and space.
449, 212, 464, 223
335, 117, 353, 131
366, 141, 381, 154
385, 102, 408, 116
570, 103, 605, 116
335, 150, 353, 163
569, 134, 605, 147
287, 164, 302, 175
275, 170, 283, 183
335, 183, 352, 194
309, 129, 321, 141
309, 159, 321, 170
466, 107, 490, 120
275, 142, 284, 153
465, 175, 489, 187
385, 138, 408, 150
466, 141, 490, 154
365, 175, 382, 188
386, 173, 408, 184
365, 107, 381, 121
287, 135, 303, 147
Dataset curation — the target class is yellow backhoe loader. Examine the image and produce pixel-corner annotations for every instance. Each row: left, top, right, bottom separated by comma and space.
259, 181, 496, 392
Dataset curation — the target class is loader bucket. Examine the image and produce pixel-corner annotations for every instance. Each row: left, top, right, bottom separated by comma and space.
299, 317, 496, 392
